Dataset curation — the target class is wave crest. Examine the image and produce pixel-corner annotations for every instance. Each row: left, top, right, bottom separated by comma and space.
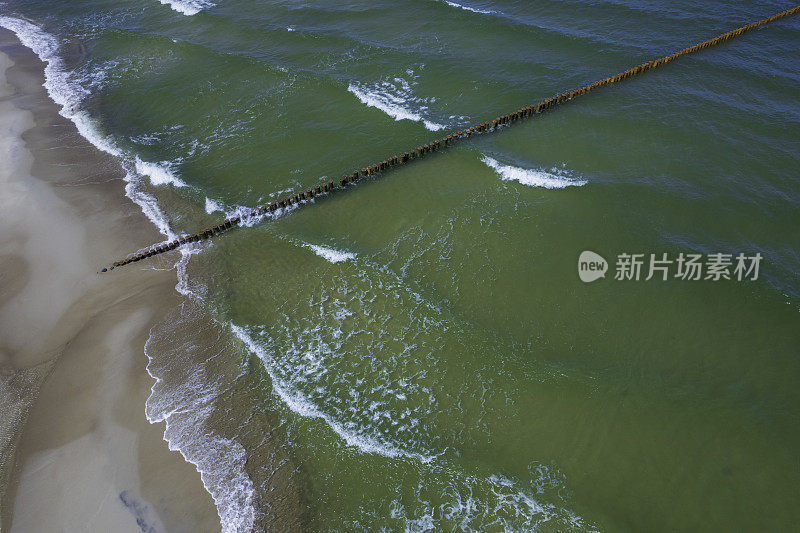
444, 1, 497, 15
482, 156, 588, 189
348, 72, 448, 131
157, 0, 215, 16
306, 244, 356, 263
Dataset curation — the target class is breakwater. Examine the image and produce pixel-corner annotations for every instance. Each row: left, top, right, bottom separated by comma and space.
102, 5, 800, 272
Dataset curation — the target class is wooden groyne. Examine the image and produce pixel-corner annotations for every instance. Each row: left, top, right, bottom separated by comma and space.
102, 5, 800, 272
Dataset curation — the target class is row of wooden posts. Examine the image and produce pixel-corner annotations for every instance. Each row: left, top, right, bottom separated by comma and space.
102, 4, 800, 272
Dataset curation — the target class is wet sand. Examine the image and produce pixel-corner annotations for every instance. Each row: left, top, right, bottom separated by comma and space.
0, 30, 220, 531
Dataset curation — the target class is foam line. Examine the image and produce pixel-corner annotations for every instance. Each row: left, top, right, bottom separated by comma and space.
230, 324, 438, 463
144, 330, 255, 533
0, 16, 186, 243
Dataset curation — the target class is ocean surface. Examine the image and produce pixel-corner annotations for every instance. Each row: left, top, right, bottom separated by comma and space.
2, 1, 799, 531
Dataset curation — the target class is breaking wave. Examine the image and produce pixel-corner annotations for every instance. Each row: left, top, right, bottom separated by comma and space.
0, 15, 254, 532
224, 251, 593, 530
204, 196, 225, 214
482, 155, 588, 189
144, 316, 256, 533
0, 15, 187, 242
157, 0, 215, 16
348, 72, 448, 131
135, 157, 188, 188
1, 13, 593, 532
444, 1, 497, 15
306, 244, 355, 263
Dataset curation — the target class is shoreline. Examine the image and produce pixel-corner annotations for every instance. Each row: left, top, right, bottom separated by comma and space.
0, 29, 220, 532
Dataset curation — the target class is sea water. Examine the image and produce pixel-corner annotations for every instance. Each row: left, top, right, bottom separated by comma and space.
2, 1, 799, 530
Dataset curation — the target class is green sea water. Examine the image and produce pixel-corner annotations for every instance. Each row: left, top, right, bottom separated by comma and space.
2, 1, 799, 530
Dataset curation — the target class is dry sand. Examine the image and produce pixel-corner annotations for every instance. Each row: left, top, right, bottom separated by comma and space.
0, 31, 220, 532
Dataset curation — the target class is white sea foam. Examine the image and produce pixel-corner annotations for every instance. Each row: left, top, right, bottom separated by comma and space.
306, 244, 355, 263
174, 231, 589, 531
387, 466, 590, 531
157, 0, 215, 16
445, 1, 497, 15
0, 16, 116, 155
1, 15, 588, 531
0, 15, 252, 530
224, 256, 459, 468
230, 324, 437, 463
481, 156, 588, 189
144, 326, 255, 533
205, 197, 225, 214
123, 178, 177, 242
225, 204, 271, 227
0, 16, 186, 244
226, 254, 592, 531
348, 75, 447, 131
135, 156, 188, 188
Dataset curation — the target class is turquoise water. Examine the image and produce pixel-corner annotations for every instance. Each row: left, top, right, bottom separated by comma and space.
2, 1, 799, 530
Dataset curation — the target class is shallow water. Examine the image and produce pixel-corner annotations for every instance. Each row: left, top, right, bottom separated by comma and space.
2, 1, 799, 530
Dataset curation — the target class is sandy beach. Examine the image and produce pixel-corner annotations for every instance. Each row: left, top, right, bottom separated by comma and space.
0, 30, 220, 532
